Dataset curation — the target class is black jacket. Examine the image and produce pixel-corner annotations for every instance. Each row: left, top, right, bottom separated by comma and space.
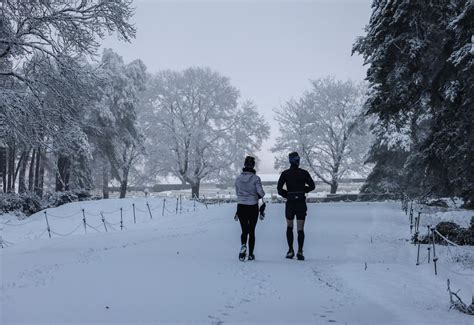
277, 166, 315, 200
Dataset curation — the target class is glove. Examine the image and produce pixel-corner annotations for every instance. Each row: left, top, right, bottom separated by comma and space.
234, 212, 239, 221
259, 202, 266, 220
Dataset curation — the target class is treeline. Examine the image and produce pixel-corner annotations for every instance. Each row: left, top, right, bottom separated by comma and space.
0, 1, 139, 203
354, 0, 473, 207
0, 1, 269, 205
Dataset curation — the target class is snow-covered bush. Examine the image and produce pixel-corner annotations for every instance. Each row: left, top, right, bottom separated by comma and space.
44, 190, 94, 208
0, 190, 98, 216
426, 198, 449, 208
0, 193, 41, 215
419, 218, 474, 246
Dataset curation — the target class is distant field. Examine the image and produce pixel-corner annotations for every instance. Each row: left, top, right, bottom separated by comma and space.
98, 181, 364, 199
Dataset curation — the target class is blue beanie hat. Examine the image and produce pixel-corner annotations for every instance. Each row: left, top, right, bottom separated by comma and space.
289, 152, 300, 166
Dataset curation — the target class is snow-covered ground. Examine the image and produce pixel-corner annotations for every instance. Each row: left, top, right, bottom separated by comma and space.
1, 199, 473, 324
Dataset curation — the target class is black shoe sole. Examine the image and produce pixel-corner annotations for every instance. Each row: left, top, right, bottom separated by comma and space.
296, 254, 305, 261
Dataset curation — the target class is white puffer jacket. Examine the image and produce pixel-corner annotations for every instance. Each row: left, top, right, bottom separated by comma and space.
235, 171, 265, 205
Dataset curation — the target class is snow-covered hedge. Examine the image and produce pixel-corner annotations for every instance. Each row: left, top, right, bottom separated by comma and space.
0, 192, 41, 215
43, 190, 96, 207
418, 218, 474, 246
0, 190, 98, 216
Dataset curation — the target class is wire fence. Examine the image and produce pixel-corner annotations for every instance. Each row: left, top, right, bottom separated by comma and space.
400, 193, 474, 315
0, 195, 214, 248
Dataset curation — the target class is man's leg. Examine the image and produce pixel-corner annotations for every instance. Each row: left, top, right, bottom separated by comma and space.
296, 218, 306, 254
286, 218, 294, 251
285, 203, 295, 253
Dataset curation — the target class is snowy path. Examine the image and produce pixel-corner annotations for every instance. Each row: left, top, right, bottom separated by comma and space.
1, 201, 473, 324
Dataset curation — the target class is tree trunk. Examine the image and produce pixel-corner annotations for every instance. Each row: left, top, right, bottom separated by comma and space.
18, 149, 30, 193
7, 144, 15, 192
55, 155, 71, 192
6, 146, 11, 191
34, 148, 41, 196
119, 179, 128, 199
330, 163, 340, 194
38, 151, 46, 198
330, 181, 338, 194
102, 159, 109, 199
119, 167, 129, 199
13, 150, 26, 189
28, 149, 36, 192
191, 180, 201, 198
0, 146, 6, 192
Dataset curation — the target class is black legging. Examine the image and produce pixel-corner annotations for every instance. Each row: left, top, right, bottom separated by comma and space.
237, 204, 259, 255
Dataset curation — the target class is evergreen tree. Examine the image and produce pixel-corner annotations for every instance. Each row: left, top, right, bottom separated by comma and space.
354, 0, 473, 205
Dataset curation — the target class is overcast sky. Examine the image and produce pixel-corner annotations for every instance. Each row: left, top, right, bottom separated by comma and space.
101, 0, 373, 173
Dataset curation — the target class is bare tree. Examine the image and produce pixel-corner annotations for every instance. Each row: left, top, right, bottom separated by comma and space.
273, 77, 371, 194
139, 67, 269, 197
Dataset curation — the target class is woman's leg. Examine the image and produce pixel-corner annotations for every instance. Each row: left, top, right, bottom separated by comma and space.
248, 205, 259, 255
238, 206, 250, 246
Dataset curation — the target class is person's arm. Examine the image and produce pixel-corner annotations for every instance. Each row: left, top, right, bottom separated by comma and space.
235, 177, 239, 197
277, 172, 288, 198
304, 171, 316, 193
255, 176, 265, 199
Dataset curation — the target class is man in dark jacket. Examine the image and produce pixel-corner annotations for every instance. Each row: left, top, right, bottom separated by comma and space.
277, 152, 315, 260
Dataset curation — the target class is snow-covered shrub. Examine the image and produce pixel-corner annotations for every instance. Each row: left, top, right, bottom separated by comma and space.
463, 217, 474, 245
419, 218, 474, 246
44, 190, 96, 208
426, 199, 449, 208
0, 193, 42, 215
45, 191, 79, 207
436, 221, 463, 241
357, 193, 398, 201
0, 193, 23, 213
0, 190, 99, 216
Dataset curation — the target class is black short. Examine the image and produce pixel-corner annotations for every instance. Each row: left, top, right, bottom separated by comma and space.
285, 201, 307, 220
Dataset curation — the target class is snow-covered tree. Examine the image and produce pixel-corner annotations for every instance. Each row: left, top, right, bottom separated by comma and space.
0, 0, 134, 81
353, 0, 473, 205
273, 77, 371, 194
139, 67, 269, 197
0, 0, 135, 197
0, 0, 135, 142
90, 49, 147, 199
1, 53, 98, 196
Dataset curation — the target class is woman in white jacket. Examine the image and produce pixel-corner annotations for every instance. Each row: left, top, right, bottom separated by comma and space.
235, 156, 265, 261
